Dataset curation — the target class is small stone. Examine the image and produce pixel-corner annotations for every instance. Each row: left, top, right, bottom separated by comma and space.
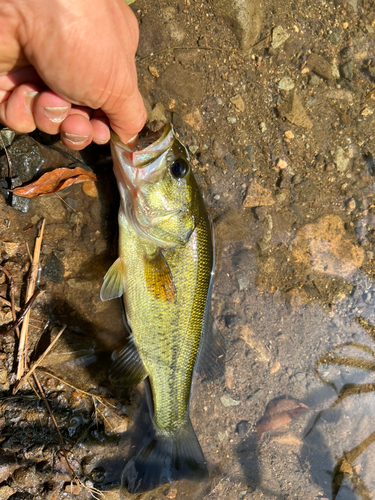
347, 198, 356, 212
342, 21, 349, 29
227, 116, 237, 124
165, 486, 178, 499
270, 359, 281, 374
284, 130, 294, 139
334, 147, 350, 172
0, 129, 15, 149
361, 107, 373, 116
64, 483, 81, 495
188, 145, 199, 155
82, 181, 98, 198
0, 241, 19, 257
212, 0, 263, 50
309, 74, 322, 87
150, 103, 167, 123
0, 368, 7, 385
42, 253, 64, 284
13, 466, 40, 488
184, 109, 203, 131
281, 92, 313, 129
230, 95, 245, 112
271, 26, 290, 49
259, 121, 267, 132
220, 394, 240, 407
278, 76, 295, 91
306, 53, 334, 80
0, 485, 14, 499
31, 215, 40, 225
213, 194, 221, 200
240, 325, 271, 362
235, 420, 250, 436
276, 159, 288, 169
148, 65, 159, 78
243, 181, 275, 208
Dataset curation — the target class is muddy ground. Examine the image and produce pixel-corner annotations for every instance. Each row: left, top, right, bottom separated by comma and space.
1, 0, 375, 498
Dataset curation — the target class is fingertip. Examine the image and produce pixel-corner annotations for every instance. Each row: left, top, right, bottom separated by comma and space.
60, 114, 92, 150
91, 117, 111, 145
0, 84, 40, 133
107, 91, 147, 144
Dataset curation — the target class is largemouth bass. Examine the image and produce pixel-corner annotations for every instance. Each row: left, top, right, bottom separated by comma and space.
101, 124, 214, 494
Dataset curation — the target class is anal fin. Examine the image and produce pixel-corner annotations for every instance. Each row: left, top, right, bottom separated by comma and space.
143, 249, 176, 303
100, 257, 126, 301
109, 339, 148, 387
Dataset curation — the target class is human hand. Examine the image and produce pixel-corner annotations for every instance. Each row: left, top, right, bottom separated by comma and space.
0, 0, 146, 150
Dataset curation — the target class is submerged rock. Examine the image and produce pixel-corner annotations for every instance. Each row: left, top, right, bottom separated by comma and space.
212, 0, 263, 50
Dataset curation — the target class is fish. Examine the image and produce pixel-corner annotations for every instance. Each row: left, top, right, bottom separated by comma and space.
101, 124, 214, 494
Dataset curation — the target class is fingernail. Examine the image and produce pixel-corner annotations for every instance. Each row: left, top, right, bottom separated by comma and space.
24, 91, 38, 112
44, 106, 70, 123
63, 132, 89, 145
126, 134, 138, 148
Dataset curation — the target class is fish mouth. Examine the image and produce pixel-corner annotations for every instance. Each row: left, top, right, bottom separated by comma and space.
111, 124, 174, 189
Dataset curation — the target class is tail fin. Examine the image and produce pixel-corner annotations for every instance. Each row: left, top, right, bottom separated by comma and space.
121, 417, 208, 494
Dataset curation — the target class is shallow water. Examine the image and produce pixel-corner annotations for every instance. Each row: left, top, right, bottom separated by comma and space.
1, 0, 375, 498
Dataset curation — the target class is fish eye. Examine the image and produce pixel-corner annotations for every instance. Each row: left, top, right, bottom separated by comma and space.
170, 159, 189, 179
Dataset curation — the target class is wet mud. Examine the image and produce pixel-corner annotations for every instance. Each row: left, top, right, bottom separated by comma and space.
1, 0, 375, 498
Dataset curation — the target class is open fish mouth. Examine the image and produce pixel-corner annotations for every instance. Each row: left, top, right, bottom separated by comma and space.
111, 124, 175, 189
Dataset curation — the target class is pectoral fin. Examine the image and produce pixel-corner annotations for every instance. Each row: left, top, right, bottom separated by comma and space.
143, 249, 176, 303
100, 257, 126, 301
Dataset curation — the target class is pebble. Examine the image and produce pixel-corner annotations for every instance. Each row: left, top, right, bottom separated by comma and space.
227, 116, 237, 124
220, 394, 240, 407
0, 241, 19, 257
278, 76, 295, 91
13, 466, 40, 488
361, 107, 373, 116
283, 92, 313, 129
230, 95, 245, 112
42, 253, 64, 284
334, 147, 350, 172
259, 122, 267, 132
243, 181, 275, 208
306, 53, 334, 80
347, 198, 356, 212
82, 181, 98, 198
235, 420, 250, 436
188, 145, 199, 155
309, 74, 322, 87
284, 130, 294, 139
148, 65, 160, 78
0, 486, 14, 499
276, 159, 288, 169
150, 103, 167, 123
271, 26, 290, 49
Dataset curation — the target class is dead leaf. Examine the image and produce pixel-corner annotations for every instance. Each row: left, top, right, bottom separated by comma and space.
12, 167, 97, 199
256, 397, 308, 441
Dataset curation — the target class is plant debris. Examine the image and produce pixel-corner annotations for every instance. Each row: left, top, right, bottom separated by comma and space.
12, 167, 97, 198
256, 397, 308, 441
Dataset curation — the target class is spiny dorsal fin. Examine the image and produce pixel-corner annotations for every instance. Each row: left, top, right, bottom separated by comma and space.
100, 257, 126, 301
109, 340, 148, 387
143, 249, 176, 303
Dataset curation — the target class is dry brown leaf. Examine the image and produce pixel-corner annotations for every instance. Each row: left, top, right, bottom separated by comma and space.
256, 397, 308, 441
12, 167, 97, 199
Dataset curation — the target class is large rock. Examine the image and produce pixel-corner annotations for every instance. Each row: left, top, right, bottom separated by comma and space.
212, 0, 263, 51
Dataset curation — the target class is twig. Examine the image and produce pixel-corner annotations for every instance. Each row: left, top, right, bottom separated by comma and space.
4, 289, 44, 335
16, 219, 45, 379
54, 192, 78, 214
32, 371, 77, 476
37, 369, 117, 409
137, 45, 224, 63
0, 265, 20, 338
13, 325, 67, 394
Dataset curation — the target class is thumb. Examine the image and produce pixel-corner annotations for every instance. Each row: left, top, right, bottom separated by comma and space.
105, 87, 147, 144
